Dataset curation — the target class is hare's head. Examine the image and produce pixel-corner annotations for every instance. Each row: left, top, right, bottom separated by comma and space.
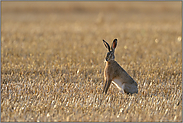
103, 39, 117, 61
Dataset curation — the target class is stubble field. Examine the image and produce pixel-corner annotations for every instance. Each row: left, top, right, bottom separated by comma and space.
1, 2, 182, 122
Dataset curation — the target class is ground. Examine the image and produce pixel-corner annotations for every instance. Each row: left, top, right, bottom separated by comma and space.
1, 1, 182, 122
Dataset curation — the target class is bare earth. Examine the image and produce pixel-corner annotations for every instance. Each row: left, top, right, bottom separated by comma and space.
1, 2, 182, 122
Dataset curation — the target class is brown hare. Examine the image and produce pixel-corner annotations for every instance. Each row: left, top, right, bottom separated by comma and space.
103, 39, 138, 94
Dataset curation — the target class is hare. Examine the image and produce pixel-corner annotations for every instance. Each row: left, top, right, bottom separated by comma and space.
103, 39, 138, 94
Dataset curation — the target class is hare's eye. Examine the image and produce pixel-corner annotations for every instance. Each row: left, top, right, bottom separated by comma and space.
107, 52, 110, 57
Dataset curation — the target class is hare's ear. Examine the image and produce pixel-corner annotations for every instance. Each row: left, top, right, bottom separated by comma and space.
103, 40, 110, 51
111, 39, 117, 51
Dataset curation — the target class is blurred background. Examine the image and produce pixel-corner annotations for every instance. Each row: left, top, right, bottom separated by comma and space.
2, 2, 181, 21
2, 1, 181, 63
2, 2, 181, 26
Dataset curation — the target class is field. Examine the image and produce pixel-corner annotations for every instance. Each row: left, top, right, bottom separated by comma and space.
1, 1, 182, 122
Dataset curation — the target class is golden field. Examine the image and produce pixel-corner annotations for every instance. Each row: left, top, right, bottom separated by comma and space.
1, 2, 182, 122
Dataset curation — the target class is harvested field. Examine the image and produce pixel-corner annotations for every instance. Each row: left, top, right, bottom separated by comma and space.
1, 1, 182, 122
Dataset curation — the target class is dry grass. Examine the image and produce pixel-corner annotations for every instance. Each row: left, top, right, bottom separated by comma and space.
1, 1, 182, 122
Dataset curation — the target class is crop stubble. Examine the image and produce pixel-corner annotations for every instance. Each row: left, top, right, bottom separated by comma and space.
1, 2, 182, 122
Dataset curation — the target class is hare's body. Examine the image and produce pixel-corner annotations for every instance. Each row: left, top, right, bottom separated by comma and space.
104, 60, 138, 94
103, 39, 138, 94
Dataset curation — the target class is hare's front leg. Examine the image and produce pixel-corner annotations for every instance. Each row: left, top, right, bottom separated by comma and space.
103, 77, 112, 94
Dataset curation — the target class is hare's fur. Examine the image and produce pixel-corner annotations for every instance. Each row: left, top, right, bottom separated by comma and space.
103, 39, 138, 94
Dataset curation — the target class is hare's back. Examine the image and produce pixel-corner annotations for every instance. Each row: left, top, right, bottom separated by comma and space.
108, 60, 137, 84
